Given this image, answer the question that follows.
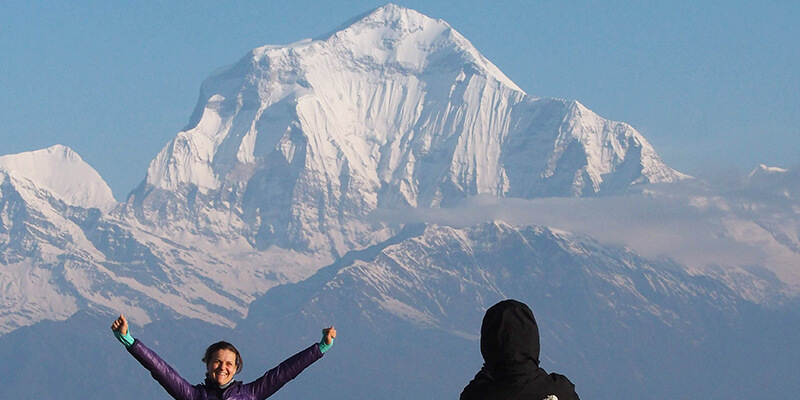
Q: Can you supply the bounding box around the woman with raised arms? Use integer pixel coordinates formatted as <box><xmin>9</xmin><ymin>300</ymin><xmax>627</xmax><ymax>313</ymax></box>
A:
<box><xmin>111</xmin><ymin>314</ymin><xmax>336</xmax><ymax>400</ymax></box>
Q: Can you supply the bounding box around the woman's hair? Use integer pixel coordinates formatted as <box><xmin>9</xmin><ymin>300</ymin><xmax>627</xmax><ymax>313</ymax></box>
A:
<box><xmin>202</xmin><ymin>341</ymin><xmax>243</xmax><ymax>374</ymax></box>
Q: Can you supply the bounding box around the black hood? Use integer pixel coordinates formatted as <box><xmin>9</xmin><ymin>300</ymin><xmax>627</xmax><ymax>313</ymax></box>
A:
<box><xmin>480</xmin><ymin>299</ymin><xmax>540</xmax><ymax>372</ymax></box>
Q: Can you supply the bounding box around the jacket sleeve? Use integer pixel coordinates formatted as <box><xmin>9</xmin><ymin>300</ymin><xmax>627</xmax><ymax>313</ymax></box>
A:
<box><xmin>127</xmin><ymin>339</ymin><xmax>202</xmax><ymax>400</ymax></box>
<box><xmin>245</xmin><ymin>343</ymin><xmax>324</xmax><ymax>400</ymax></box>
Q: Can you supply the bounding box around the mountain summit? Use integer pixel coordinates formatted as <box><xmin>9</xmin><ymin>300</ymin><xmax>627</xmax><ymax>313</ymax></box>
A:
<box><xmin>0</xmin><ymin>145</ymin><xmax>116</xmax><ymax>211</ymax></box>
<box><xmin>125</xmin><ymin>4</ymin><xmax>684</xmax><ymax>257</ymax></box>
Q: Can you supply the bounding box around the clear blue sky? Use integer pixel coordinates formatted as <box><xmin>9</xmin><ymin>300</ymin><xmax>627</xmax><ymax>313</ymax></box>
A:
<box><xmin>1</xmin><ymin>1</ymin><xmax>798</xmax><ymax>199</ymax></box>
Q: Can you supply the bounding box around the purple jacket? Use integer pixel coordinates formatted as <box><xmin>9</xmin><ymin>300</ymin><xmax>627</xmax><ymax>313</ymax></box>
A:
<box><xmin>127</xmin><ymin>339</ymin><xmax>323</xmax><ymax>400</ymax></box>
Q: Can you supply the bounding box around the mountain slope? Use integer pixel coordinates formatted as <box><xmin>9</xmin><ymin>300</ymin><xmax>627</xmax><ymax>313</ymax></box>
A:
<box><xmin>0</xmin><ymin>146</ymin><xmax>116</xmax><ymax>333</ymax></box>
<box><xmin>0</xmin><ymin>146</ymin><xmax>325</xmax><ymax>334</ymax></box>
<box><xmin>6</xmin><ymin>221</ymin><xmax>797</xmax><ymax>400</ymax></box>
<box><xmin>234</xmin><ymin>221</ymin><xmax>800</xmax><ymax>399</ymax></box>
<box><xmin>0</xmin><ymin>144</ymin><xmax>117</xmax><ymax>211</ymax></box>
<box><xmin>122</xmin><ymin>4</ymin><xmax>685</xmax><ymax>258</ymax></box>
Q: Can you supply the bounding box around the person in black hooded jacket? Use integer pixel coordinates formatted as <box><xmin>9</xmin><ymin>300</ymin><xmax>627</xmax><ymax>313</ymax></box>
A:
<box><xmin>460</xmin><ymin>299</ymin><xmax>580</xmax><ymax>400</ymax></box>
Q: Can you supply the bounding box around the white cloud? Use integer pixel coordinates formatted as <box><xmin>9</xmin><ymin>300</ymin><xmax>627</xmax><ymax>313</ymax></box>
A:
<box><xmin>370</xmin><ymin>174</ymin><xmax>800</xmax><ymax>291</ymax></box>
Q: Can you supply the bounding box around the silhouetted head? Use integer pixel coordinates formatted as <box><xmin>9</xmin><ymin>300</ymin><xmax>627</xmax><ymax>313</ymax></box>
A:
<box><xmin>480</xmin><ymin>299</ymin><xmax>540</xmax><ymax>372</ymax></box>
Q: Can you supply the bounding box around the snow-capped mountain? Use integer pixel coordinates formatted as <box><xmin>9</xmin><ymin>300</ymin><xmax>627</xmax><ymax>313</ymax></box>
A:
<box><xmin>0</xmin><ymin>145</ymin><xmax>117</xmax><ymax>212</ymax></box>
<box><xmin>5</xmin><ymin>220</ymin><xmax>793</xmax><ymax>399</ymax></box>
<box><xmin>246</xmin><ymin>220</ymin><xmax>747</xmax><ymax>339</ymax></box>
<box><xmin>0</xmin><ymin>2</ymin><xmax>794</xmax><ymax>337</ymax></box>
<box><xmin>0</xmin><ymin>145</ymin><xmax>118</xmax><ymax>333</ymax></box>
<box><xmin>0</xmin><ymin>5</ymin><xmax>798</xmax><ymax>399</ymax></box>
<box><xmin>122</xmin><ymin>4</ymin><xmax>684</xmax><ymax>259</ymax></box>
<box><xmin>712</xmin><ymin>164</ymin><xmax>800</xmax><ymax>295</ymax></box>
<box><xmin>231</xmin><ymin>221</ymin><xmax>799</xmax><ymax>399</ymax></box>
<box><xmin>0</xmin><ymin>145</ymin><xmax>323</xmax><ymax>335</ymax></box>
<box><xmin>744</xmin><ymin>164</ymin><xmax>798</xmax><ymax>201</ymax></box>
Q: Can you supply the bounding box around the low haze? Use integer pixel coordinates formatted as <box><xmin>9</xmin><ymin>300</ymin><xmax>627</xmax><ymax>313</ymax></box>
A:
<box><xmin>372</xmin><ymin>190</ymin><xmax>758</xmax><ymax>267</ymax></box>
<box><xmin>1</xmin><ymin>1</ymin><xmax>798</xmax><ymax>199</ymax></box>
<box><xmin>371</xmin><ymin>174</ymin><xmax>800</xmax><ymax>291</ymax></box>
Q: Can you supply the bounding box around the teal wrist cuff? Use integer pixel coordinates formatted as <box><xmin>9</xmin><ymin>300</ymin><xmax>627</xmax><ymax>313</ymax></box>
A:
<box><xmin>318</xmin><ymin>339</ymin><xmax>333</xmax><ymax>354</ymax></box>
<box><xmin>114</xmin><ymin>330</ymin><xmax>135</xmax><ymax>347</ymax></box>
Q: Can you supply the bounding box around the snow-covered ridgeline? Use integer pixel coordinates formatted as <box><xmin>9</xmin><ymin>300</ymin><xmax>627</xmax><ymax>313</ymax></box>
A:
<box><xmin>7</xmin><ymin>4</ymin><xmax>796</xmax><ymax>342</ymax></box>
<box><xmin>131</xmin><ymin>4</ymin><xmax>685</xmax><ymax>260</ymax></box>
<box><xmin>0</xmin><ymin>145</ymin><xmax>331</xmax><ymax>334</ymax></box>
<box><xmin>0</xmin><ymin>145</ymin><xmax>117</xmax><ymax>211</ymax></box>
<box><xmin>291</xmin><ymin>221</ymin><xmax>744</xmax><ymax>338</ymax></box>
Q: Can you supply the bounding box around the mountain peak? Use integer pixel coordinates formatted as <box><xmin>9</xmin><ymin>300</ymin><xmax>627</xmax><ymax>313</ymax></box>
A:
<box><xmin>0</xmin><ymin>145</ymin><xmax>117</xmax><ymax>211</ymax></box>
<box><xmin>350</xmin><ymin>3</ymin><xmax>430</xmax><ymax>25</ymax></box>
<box><xmin>134</xmin><ymin>5</ymin><xmax>686</xmax><ymax>255</ymax></box>
<box><xmin>148</xmin><ymin>4</ymin><xmax>524</xmax><ymax>193</ymax></box>
<box><xmin>318</xmin><ymin>3</ymin><xmax>522</xmax><ymax>91</ymax></box>
<box><xmin>320</xmin><ymin>4</ymin><xmax>447</xmax><ymax>43</ymax></box>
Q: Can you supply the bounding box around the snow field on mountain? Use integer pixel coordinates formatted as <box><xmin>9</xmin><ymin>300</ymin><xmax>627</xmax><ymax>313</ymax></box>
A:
<box><xmin>0</xmin><ymin>4</ymin><xmax>797</xmax><ymax>345</ymax></box>
<box><xmin>0</xmin><ymin>145</ymin><xmax>117</xmax><ymax>210</ymax></box>
<box><xmin>0</xmin><ymin>260</ymin><xmax>78</xmax><ymax>334</ymax></box>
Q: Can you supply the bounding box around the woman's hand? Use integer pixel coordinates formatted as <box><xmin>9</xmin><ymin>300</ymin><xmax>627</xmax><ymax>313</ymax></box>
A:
<box><xmin>322</xmin><ymin>326</ymin><xmax>336</xmax><ymax>345</ymax></box>
<box><xmin>111</xmin><ymin>314</ymin><xmax>129</xmax><ymax>336</ymax></box>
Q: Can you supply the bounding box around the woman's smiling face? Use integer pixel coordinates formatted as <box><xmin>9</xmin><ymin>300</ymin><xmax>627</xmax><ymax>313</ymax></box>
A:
<box><xmin>206</xmin><ymin>349</ymin><xmax>237</xmax><ymax>386</ymax></box>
